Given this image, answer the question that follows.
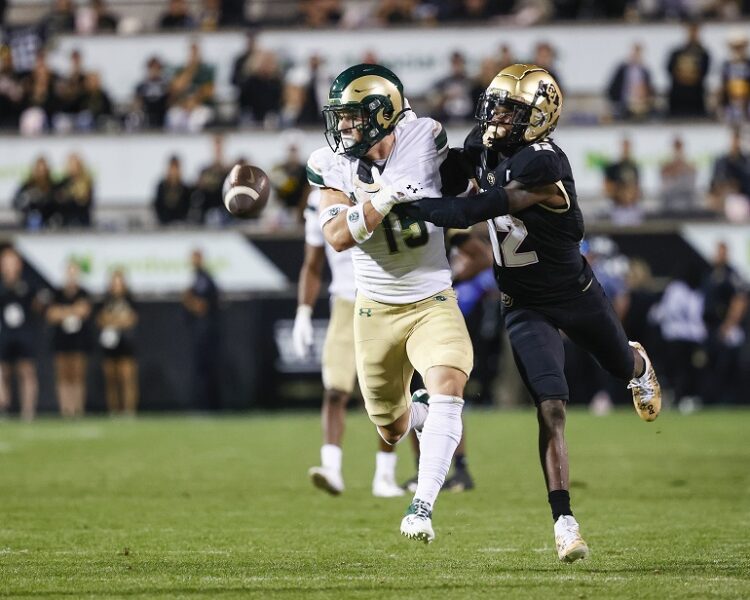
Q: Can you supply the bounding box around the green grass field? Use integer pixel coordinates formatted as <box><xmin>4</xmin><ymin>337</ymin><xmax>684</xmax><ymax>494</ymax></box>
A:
<box><xmin>1</xmin><ymin>409</ymin><xmax>749</xmax><ymax>599</ymax></box>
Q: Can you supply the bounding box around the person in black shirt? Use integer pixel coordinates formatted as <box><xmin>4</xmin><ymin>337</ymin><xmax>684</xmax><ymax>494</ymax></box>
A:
<box><xmin>702</xmin><ymin>242</ymin><xmax>748</xmax><ymax>405</ymax></box>
<box><xmin>158</xmin><ymin>0</ymin><xmax>196</xmax><ymax>30</ymax></box>
<box><xmin>54</xmin><ymin>153</ymin><xmax>94</xmax><ymax>227</ymax></box>
<box><xmin>0</xmin><ymin>247</ymin><xmax>44</xmax><ymax>420</ymax></box>
<box><xmin>13</xmin><ymin>156</ymin><xmax>57</xmax><ymax>228</ymax></box>
<box><xmin>666</xmin><ymin>22</ymin><xmax>711</xmax><ymax>118</ymax></box>
<box><xmin>46</xmin><ymin>261</ymin><xmax>92</xmax><ymax>417</ymax></box>
<box><xmin>97</xmin><ymin>270</ymin><xmax>139</xmax><ymax>415</ymax></box>
<box><xmin>396</xmin><ymin>64</ymin><xmax>662</xmax><ymax>563</ymax></box>
<box><xmin>153</xmin><ymin>155</ymin><xmax>192</xmax><ymax>225</ymax></box>
<box><xmin>182</xmin><ymin>249</ymin><xmax>221</xmax><ymax>410</ymax></box>
<box><xmin>134</xmin><ymin>57</ymin><xmax>170</xmax><ymax>129</ymax></box>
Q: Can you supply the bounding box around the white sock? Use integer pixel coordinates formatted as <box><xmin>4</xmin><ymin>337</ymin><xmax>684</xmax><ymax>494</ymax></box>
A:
<box><xmin>321</xmin><ymin>444</ymin><xmax>342</xmax><ymax>472</ymax></box>
<box><xmin>407</xmin><ymin>400</ymin><xmax>429</xmax><ymax>433</ymax></box>
<box><xmin>374</xmin><ymin>451</ymin><xmax>397</xmax><ymax>479</ymax></box>
<box><xmin>414</xmin><ymin>394</ymin><xmax>464</xmax><ymax>508</ymax></box>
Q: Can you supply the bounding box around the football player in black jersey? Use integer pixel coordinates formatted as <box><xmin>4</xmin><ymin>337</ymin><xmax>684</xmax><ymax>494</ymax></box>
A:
<box><xmin>395</xmin><ymin>64</ymin><xmax>662</xmax><ymax>562</ymax></box>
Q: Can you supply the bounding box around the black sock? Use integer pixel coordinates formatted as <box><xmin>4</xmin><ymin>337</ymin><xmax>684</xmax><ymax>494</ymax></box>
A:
<box><xmin>454</xmin><ymin>454</ymin><xmax>467</xmax><ymax>472</ymax></box>
<box><xmin>548</xmin><ymin>489</ymin><xmax>572</xmax><ymax>521</ymax></box>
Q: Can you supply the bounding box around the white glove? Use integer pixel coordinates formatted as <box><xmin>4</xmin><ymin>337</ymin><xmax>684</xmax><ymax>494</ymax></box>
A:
<box><xmin>353</xmin><ymin>167</ymin><xmax>424</xmax><ymax>216</ymax></box>
<box><xmin>292</xmin><ymin>304</ymin><xmax>313</xmax><ymax>359</ymax></box>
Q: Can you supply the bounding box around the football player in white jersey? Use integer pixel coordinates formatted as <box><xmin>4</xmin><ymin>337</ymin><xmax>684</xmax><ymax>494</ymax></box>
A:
<box><xmin>292</xmin><ymin>186</ymin><xmax>404</xmax><ymax>498</ymax></box>
<box><xmin>307</xmin><ymin>63</ymin><xmax>474</xmax><ymax>543</ymax></box>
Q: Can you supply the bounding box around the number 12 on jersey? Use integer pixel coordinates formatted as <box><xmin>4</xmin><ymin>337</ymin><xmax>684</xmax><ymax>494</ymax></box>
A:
<box><xmin>489</xmin><ymin>215</ymin><xmax>539</xmax><ymax>268</ymax></box>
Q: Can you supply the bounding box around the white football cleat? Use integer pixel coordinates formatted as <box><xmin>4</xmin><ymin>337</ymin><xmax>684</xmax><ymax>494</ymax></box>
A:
<box><xmin>554</xmin><ymin>515</ymin><xmax>589</xmax><ymax>563</ymax></box>
<box><xmin>400</xmin><ymin>499</ymin><xmax>434</xmax><ymax>544</ymax></box>
<box><xmin>627</xmin><ymin>341</ymin><xmax>662</xmax><ymax>422</ymax></box>
<box><xmin>308</xmin><ymin>466</ymin><xmax>344</xmax><ymax>496</ymax></box>
<box><xmin>372</xmin><ymin>474</ymin><xmax>405</xmax><ymax>498</ymax></box>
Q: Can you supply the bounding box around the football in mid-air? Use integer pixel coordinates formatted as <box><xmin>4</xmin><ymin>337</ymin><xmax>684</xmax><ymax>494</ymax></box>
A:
<box><xmin>223</xmin><ymin>164</ymin><xmax>270</xmax><ymax>219</ymax></box>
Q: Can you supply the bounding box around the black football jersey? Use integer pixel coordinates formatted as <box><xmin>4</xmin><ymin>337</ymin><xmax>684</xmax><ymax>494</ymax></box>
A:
<box><xmin>466</xmin><ymin>131</ymin><xmax>592</xmax><ymax>304</ymax></box>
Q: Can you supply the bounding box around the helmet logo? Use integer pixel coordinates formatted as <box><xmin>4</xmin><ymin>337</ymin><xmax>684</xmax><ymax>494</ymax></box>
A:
<box><xmin>487</xmin><ymin>172</ymin><xmax>496</xmax><ymax>186</ymax></box>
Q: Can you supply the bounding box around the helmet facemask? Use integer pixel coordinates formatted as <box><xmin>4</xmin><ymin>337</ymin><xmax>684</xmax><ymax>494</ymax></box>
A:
<box><xmin>475</xmin><ymin>82</ymin><xmax>553</xmax><ymax>152</ymax></box>
<box><xmin>323</xmin><ymin>96</ymin><xmax>402</xmax><ymax>159</ymax></box>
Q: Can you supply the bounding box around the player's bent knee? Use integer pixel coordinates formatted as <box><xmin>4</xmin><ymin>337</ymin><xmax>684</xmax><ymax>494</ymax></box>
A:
<box><xmin>324</xmin><ymin>388</ymin><xmax>350</xmax><ymax>407</ymax></box>
<box><xmin>537</xmin><ymin>399</ymin><xmax>566</xmax><ymax>428</ymax></box>
<box><xmin>424</xmin><ymin>366</ymin><xmax>468</xmax><ymax>397</ymax></box>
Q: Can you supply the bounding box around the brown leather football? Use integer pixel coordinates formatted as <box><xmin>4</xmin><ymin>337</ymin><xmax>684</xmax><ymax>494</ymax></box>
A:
<box><xmin>223</xmin><ymin>164</ymin><xmax>270</xmax><ymax>219</ymax></box>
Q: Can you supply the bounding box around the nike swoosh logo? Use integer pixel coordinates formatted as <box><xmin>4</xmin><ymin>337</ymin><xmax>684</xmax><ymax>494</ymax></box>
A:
<box><xmin>353</xmin><ymin>87</ymin><xmax>375</xmax><ymax>93</ymax></box>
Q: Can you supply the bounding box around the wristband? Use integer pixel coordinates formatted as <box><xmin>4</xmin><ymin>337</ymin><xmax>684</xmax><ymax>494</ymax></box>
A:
<box><xmin>346</xmin><ymin>204</ymin><xmax>373</xmax><ymax>244</ymax></box>
<box><xmin>318</xmin><ymin>203</ymin><xmax>350</xmax><ymax>230</ymax></box>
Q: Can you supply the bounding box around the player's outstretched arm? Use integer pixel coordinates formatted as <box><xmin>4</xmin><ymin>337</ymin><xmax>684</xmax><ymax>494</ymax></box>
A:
<box><xmin>318</xmin><ymin>184</ymin><xmax>396</xmax><ymax>252</ymax></box>
<box><xmin>395</xmin><ymin>182</ymin><xmax>558</xmax><ymax>228</ymax></box>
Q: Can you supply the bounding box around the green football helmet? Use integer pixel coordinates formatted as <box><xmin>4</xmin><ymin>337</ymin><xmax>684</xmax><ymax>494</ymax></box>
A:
<box><xmin>322</xmin><ymin>63</ymin><xmax>408</xmax><ymax>158</ymax></box>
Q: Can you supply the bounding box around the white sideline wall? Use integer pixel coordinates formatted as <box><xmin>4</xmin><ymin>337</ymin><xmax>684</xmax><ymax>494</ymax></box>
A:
<box><xmin>0</xmin><ymin>124</ymin><xmax>736</xmax><ymax>208</ymax></box>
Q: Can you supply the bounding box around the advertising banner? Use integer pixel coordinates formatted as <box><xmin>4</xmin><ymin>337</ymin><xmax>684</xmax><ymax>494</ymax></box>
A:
<box><xmin>14</xmin><ymin>231</ymin><xmax>289</xmax><ymax>296</ymax></box>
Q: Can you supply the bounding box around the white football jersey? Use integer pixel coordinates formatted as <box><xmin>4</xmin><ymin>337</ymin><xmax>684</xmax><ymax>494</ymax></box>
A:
<box><xmin>306</xmin><ymin>117</ymin><xmax>451</xmax><ymax>304</ymax></box>
<box><xmin>304</xmin><ymin>187</ymin><xmax>356</xmax><ymax>302</ymax></box>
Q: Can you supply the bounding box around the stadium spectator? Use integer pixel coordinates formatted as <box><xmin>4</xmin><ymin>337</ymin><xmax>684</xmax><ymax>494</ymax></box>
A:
<box><xmin>54</xmin><ymin>153</ymin><xmax>94</xmax><ymax>227</ymax></box>
<box><xmin>165</xmin><ymin>42</ymin><xmax>215</xmax><ymax>132</ymax></box>
<box><xmin>0</xmin><ymin>248</ymin><xmax>43</xmax><ymax>421</ymax></box>
<box><xmin>198</xmin><ymin>0</ymin><xmax>222</xmax><ymax>30</ymax></box>
<box><xmin>718</xmin><ymin>30</ymin><xmax>750</xmax><ymax>124</ymax></box>
<box><xmin>52</xmin><ymin>49</ymin><xmax>87</xmax><ymax>132</ymax></box>
<box><xmin>0</xmin><ymin>45</ymin><xmax>24</xmax><ymax>130</ymax></box>
<box><xmin>281</xmin><ymin>53</ymin><xmax>329</xmax><ymax>126</ymax></box>
<box><xmin>374</xmin><ymin>0</ymin><xmax>418</xmax><ymax>23</ymax></box>
<box><xmin>552</xmin><ymin>0</ymin><xmax>629</xmax><ymax>19</ymax></box>
<box><xmin>649</xmin><ymin>264</ymin><xmax>707</xmax><ymax>409</ymax></box>
<box><xmin>269</xmin><ymin>139</ymin><xmax>309</xmax><ymax>224</ymax></box>
<box><xmin>666</xmin><ymin>22</ymin><xmax>711</xmax><ymax>118</ymax></box>
<box><xmin>232</xmin><ymin>48</ymin><xmax>283</xmax><ymax>127</ymax></box>
<box><xmin>182</xmin><ymin>249</ymin><xmax>222</xmax><ymax>411</ymax></box>
<box><xmin>607</xmin><ymin>43</ymin><xmax>655</xmax><ymax>121</ymax></box>
<box><xmin>709</xmin><ymin>128</ymin><xmax>750</xmax><ymax>218</ymax></box>
<box><xmin>97</xmin><ymin>269</ymin><xmax>139</xmax><ymax>415</ymax></box>
<box><xmin>702</xmin><ymin>241</ymin><xmax>748</xmax><ymax>405</ymax></box>
<box><xmin>158</xmin><ymin>0</ymin><xmax>196</xmax><ymax>30</ymax></box>
<box><xmin>437</xmin><ymin>0</ymin><xmax>509</xmax><ymax>21</ymax></box>
<box><xmin>153</xmin><ymin>155</ymin><xmax>192</xmax><ymax>225</ymax></box>
<box><xmin>472</xmin><ymin>55</ymin><xmax>502</xmax><ymax>107</ymax></box>
<box><xmin>133</xmin><ymin>56</ymin><xmax>170</xmax><ymax>129</ymax></box>
<box><xmin>12</xmin><ymin>156</ymin><xmax>56</xmax><ymax>229</ymax></box>
<box><xmin>219</xmin><ymin>0</ymin><xmax>246</xmax><ymax>26</ymax></box>
<box><xmin>43</xmin><ymin>0</ymin><xmax>77</xmax><ymax>37</ymax></box>
<box><xmin>299</xmin><ymin>0</ymin><xmax>343</xmax><ymax>27</ymax></box>
<box><xmin>637</xmin><ymin>0</ymin><xmax>695</xmax><ymax>19</ymax></box>
<box><xmin>47</xmin><ymin>261</ymin><xmax>93</xmax><ymax>418</ymax></box>
<box><xmin>659</xmin><ymin>135</ymin><xmax>699</xmax><ymax>213</ymax></box>
<box><xmin>430</xmin><ymin>51</ymin><xmax>474</xmax><ymax>123</ymax></box>
<box><xmin>77</xmin><ymin>72</ymin><xmax>114</xmax><ymax>131</ymax></box>
<box><xmin>191</xmin><ymin>134</ymin><xmax>230</xmax><ymax>225</ymax></box>
<box><xmin>603</xmin><ymin>137</ymin><xmax>644</xmax><ymax>225</ymax></box>
<box><xmin>497</xmin><ymin>43</ymin><xmax>516</xmax><ymax>70</ymax></box>
<box><xmin>76</xmin><ymin>0</ymin><xmax>119</xmax><ymax>34</ymax></box>
<box><xmin>19</xmin><ymin>51</ymin><xmax>58</xmax><ymax>135</ymax></box>
<box><xmin>531</xmin><ymin>42</ymin><xmax>561</xmax><ymax>85</ymax></box>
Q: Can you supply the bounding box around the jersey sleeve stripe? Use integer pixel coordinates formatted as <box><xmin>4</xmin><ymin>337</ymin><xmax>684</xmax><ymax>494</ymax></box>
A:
<box><xmin>306</xmin><ymin>165</ymin><xmax>325</xmax><ymax>187</ymax></box>
<box><xmin>434</xmin><ymin>127</ymin><xmax>448</xmax><ymax>152</ymax></box>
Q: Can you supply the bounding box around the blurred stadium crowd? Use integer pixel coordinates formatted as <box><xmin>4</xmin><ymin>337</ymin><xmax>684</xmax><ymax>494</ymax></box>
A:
<box><xmin>0</xmin><ymin>0</ymin><xmax>748</xmax><ymax>415</ymax></box>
